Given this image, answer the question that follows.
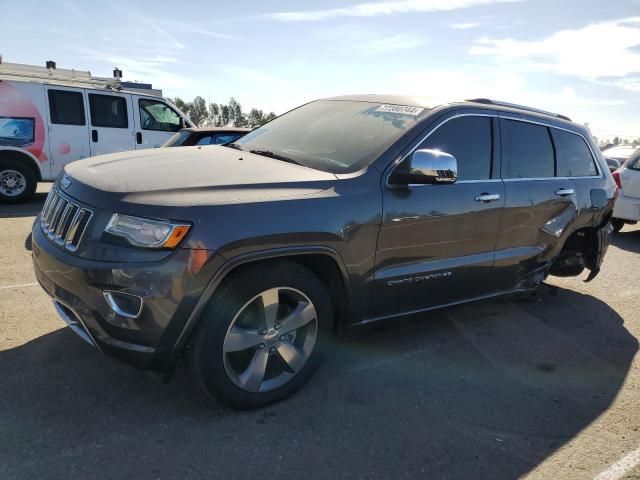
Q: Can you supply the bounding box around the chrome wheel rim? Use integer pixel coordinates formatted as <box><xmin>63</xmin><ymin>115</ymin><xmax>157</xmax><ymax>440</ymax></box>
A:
<box><xmin>222</xmin><ymin>287</ymin><xmax>318</xmax><ymax>393</ymax></box>
<box><xmin>0</xmin><ymin>169</ymin><xmax>27</xmax><ymax>197</ymax></box>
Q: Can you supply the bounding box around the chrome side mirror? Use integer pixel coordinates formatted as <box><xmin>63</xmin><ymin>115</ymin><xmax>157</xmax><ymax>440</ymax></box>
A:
<box><xmin>390</xmin><ymin>149</ymin><xmax>458</xmax><ymax>185</ymax></box>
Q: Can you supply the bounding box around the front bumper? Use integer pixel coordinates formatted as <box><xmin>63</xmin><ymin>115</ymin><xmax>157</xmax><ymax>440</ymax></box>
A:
<box><xmin>613</xmin><ymin>191</ymin><xmax>640</xmax><ymax>222</ymax></box>
<box><xmin>32</xmin><ymin>221</ymin><xmax>223</xmax><ymax>372</ymax></box>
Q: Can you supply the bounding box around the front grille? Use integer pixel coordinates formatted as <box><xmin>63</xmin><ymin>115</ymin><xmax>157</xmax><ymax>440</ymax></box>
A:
<box><xmin>40</xmin><ymin>188</ymin><xmax>93</xmax><ymax>252</ymax></box>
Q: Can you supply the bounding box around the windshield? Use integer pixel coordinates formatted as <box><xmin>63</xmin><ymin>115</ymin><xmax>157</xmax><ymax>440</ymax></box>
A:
<box><xmin>230</xmin><ymin>100</ymin><xmax>429</xmax><ymax>173</ymax></box>
<box><xmin>162</xmin><ymin>130</ymin><xmax>192</xmax><ymax>147</ymax></box>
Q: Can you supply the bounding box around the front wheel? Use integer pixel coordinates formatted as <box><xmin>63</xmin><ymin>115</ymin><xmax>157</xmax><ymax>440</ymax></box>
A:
<box><xmin>188</xmin><ymin>260</ymin><xmax>332</xmax><ymax>409</ymax></box>
<box><xmin>611</xmin><ymin>218</ymin><xmax>625</xmax><ymax>233</ymax></box>
<box><xmin>0</xmin><ymin>159</ymin><xmax>37</xmax><ymax>204</ymax></box>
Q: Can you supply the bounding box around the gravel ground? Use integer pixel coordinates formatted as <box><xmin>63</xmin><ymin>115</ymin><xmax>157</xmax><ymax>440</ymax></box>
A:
<box><xmin>1</xmin><ymin>183</ymin><xmax>639</xmax><ymax>480</ymax></box>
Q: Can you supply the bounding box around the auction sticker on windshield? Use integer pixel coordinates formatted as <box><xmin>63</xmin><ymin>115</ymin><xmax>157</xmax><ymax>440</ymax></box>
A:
<box><xmin>375</xmin><ymin>104</ymin><xmax>424</xmax><ymax>116</ymax></box>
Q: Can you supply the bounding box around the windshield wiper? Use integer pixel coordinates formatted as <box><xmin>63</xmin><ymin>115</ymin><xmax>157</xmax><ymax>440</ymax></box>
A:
<box><xmin>225</xmin><ymin>142</ymin><xmax>244</xmax><ymax>151</ymax></box>
<box><xmin>249</xmin><ymin>150</ymin><xmax>302</xmax><ymax>166</ymax></box>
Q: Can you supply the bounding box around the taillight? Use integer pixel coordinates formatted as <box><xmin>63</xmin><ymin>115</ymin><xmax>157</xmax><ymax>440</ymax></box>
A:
<box><xmin>612</xmin><ymin>169</ymin><xmax>622</xmax><ymax>189</ymax></box>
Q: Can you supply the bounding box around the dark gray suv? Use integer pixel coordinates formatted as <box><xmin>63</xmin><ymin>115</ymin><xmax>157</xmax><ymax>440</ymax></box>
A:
<box><xmin>32</xmin><ymin>96</ymin><xmax>615</xmax><ymax>409</ymax></box>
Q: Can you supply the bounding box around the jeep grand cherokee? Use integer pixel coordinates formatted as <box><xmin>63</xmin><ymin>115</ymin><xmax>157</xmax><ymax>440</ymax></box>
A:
<box><xmin>32</xmin><ymin>95</ymin><xmax>615</xmax><ymax>409</ymax></box>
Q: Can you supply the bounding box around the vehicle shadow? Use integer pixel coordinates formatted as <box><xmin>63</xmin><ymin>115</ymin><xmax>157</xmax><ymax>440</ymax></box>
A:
<box><xmin>0</xmin><ymin>190</ymin><xmax>48</xmax><ymax>219</ymax></box>
<box><xmin>612</xmin><ymin>226</ymin><xmax>640</xmax><ymax>254</ymax></box>
<box><xmin>0</xmin><ymin>286</ymin><xmax>636</xmax><ymax>479</ymax></box>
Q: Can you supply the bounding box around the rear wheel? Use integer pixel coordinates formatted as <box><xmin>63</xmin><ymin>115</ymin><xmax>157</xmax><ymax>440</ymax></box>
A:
<box><xmin>0</xmin><ymin>159</ymin><xmax>37</xmax><ymax>204</ymax></box>
<box><xmin>188</xmin><ymin>260</ymin><xmax>332</xmax><ymax>409</ymax></box>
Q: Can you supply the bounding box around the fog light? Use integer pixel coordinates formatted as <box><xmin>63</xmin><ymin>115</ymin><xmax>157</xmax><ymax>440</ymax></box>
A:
<box><xmin>103</xmin><ymin>291</ymin><xmax>143</xmax><ymax>319</ymax></box>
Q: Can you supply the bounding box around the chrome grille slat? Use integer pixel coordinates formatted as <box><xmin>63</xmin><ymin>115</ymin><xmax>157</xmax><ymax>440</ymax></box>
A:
<box><xmin>54</xmin><ymin>203</ymin><xmax>75</xmax><ymax>243</ymax></box>
<box><xmin>47</xmin><ymin>199</ymin><xmax>67</xmax><ymax>238</ymax></box>
<box><xmin>39</xmin><ymin>188</ymin><xmax>93</xmax><ymax>252</ymax></box>
<box><xmin>43</xmin><ymin>194</ymin><xmax>59</xmax><ymax>227</ymax></box>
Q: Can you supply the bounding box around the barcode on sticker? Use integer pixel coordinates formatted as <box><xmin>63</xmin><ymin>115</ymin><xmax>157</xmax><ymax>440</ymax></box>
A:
<box><xmin>375</xmin><ymin>104</ymin><xmax>424</xmax><ymax>116</ymax></box>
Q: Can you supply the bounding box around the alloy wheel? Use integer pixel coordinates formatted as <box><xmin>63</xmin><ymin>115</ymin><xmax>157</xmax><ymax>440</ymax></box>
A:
<box><xmin>222</xmin><ymin>287</ymin><xmax>318</xmax><ymax>393</ymax></box>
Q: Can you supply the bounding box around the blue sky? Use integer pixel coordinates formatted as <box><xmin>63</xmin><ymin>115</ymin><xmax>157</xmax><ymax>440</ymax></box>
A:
<box><xmin>1</xmin><ymin>0</ymin><xmax>639</xmax><ymax>140</ymax></box>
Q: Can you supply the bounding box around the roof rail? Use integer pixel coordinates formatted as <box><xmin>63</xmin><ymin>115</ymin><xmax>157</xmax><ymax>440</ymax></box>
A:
<box><xmin>466</xmin><ymin>98</ymin><xmax>572</xmax><ymax>122</ymax></box>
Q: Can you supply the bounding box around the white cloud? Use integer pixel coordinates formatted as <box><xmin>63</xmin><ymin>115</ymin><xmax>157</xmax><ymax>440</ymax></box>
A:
<box><xmin>217</xmin><ymin>65</ymin><xmax>291</xmax><ymax>88</ymax></box>
<box><xmin>449</xmin><ymin>22</ymin><xmax>481</xmax><ymax>29</ymax></box>
<box><xmin>314</xmin><ymin>25</ymin><xmax>426</xmax><ymax>55</ymax></box>
<box><xmin>357</xmin><ymin>34</ymin><xmax>426</xmax><ymax>54</ymax></box>
<box><xmin>390</xmin><ymin>69</ymin><xmax>624</xmax><ymax>111</ymax></box>
<box><xmin>470</xmin><ymin>17</ymin><xmax>640</xmax><ymax>90</ymax></box>
<box><xmin>267</xmin><ymin>0</ymin><xmax>524</xmax><ymax>22</ymax></box>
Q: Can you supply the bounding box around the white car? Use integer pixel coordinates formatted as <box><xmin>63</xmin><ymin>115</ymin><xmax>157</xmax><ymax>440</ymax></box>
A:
<box><xmin>612</xmin><ymin>149</ymin><xmax>640</xmax><ymax>231</ymax></box>
<box><xmin>602</xmin><ymin>145</ymin><xmax>638</xmax><ymax>164</ymax></box>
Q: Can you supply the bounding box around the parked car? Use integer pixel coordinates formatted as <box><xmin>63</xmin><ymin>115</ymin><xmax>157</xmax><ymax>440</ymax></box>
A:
<box><xmin>32</xmin><ymin>96</ymin><xmax>615</xmax><ymax>409</ymax></box>
<box><xmin>605</xmin><ymin>157</ymin><xmax>621</xmax><ymax>173</ymax></box>
<box><xmin>612</xmin><ymin>148</ymin><xmax>640</xmax><ymax>231</ymax></box>
<box><xmin>602</xmin><ymin>145</ymin><xmax>638</xmax><ymax>166</ymax></box>
<box><xmin>0</xmin><ymin>62</ymin><xmax>192</xmax><ymax>203</ymax></box>
<box><xmin>162</xmin><ymin>127</ymin><xmax>250</xmax><ymax>147</ymax></box>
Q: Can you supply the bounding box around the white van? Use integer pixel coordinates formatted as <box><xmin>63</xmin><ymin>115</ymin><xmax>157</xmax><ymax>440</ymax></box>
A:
<box><xmin>0</xmin><ymin>62</ymin><xmax>193</xmax><ymax>203</ymax></box>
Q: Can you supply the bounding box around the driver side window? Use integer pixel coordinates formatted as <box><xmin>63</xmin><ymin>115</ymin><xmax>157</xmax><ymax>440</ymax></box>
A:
<box><xmin>138</xmin><ymin>99</ymin><xmax>181</xmax><ymax>132</ymax></box>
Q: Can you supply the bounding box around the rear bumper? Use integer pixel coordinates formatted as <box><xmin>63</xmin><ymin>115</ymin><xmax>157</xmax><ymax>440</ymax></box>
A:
<box><xmin>613</xmin><ymin>192</ymin><xmax>640</xmax><ymax>221</ymax></box>
<box><xmin>32</xmin><ymin>220</ymin><xmax>223</xmax><ymax>371</ymax></box>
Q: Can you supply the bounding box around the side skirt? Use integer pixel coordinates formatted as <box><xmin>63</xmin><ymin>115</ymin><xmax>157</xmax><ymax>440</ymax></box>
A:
<box><xmin>349</xmin><ymin>286</ymin><xmax>537</xmax><ymax>329</ymax></box>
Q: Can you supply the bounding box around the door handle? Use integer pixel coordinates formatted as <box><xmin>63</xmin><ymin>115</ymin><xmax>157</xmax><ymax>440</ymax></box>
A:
<box><xmin>91</xmin><ymin>129</ymin><xmax>98</xmax><ymax>142</ymax></box>
<box><xmin>555</xmin><ymin>188</ymin><xmax>574</xmax><ymax>196</ymax></box>
<box><xmin>475</xmin><ymin>193</ymin><xmax>501</xmax><ymax>203</ymax></box>
<box><xmin>136</xmin><ymin>132</ymin><xmax>142</xmax><ymax>144</ymax></box>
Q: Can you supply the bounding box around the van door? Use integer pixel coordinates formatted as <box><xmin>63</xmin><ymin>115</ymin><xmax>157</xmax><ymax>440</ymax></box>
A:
<box><xmin>87</xmin><ymin>91</ymin><xmax>135</xmax><ymax>156</ymax></box>
<box><xmin>45</xmin><ymin>86</ymin><xmax>91</xmax><ymax>177</ymax></box>
<box><xmin>372</xmin><ymin>114</ymin><xmax>504</xmax><ymax>317</ymax></box>
<box><xmin>133</xmin><ymin>97</ymin><xmax>183</xmax><ymax>149</ymax></box>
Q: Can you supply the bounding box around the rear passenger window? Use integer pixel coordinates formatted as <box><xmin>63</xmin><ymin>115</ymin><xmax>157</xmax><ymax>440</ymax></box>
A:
<box><xmin>552</xmin><ymin>129</ymin><xmax>597</xmax><ymax>177</ymax></box>
<box><xmin>89</xmin><ymin>94</ymin><xmax>128</xmax><ymax>128</ymax></box>
<box><xmin>502</xmin><ymin>120</ymin><xmax>554</xmax><ymax>178</ymax></box>
<box><xmin>419</xmin><ymin>116</ymin><xmax>492</xmax><ymax>180</ymax></box>
<box><xmin>48</xmin><ymin>90</ymin><xmax>85</xmax><ymax>126</ymax></box>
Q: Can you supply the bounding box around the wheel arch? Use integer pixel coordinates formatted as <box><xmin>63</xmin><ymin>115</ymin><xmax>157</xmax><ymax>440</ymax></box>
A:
<box><xmin>174</xmin><ymin>246</ymin><xmax>352</xmax><ymax>355</ymax></box>
<box><xmin>0</xmin><ymin>148</ymin><xmax>43</xmax><ymax>181</ymax></box>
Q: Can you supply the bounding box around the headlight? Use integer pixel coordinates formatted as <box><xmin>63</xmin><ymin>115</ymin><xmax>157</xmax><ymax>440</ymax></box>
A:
<box><xmin>105</xmin><ymin>214</ymin><xmax>191</xmax><ymax>249</ymax></box>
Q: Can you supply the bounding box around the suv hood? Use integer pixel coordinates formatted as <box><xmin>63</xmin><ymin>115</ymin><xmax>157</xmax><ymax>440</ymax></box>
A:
<box><xmin>64</xmin><ymin>146</ymin><xmax>338</xmax><ymax>206</ymax></box>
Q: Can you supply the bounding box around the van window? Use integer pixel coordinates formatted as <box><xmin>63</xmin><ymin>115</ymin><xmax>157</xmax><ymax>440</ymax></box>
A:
<box><xmin>139</xmin><ymin>99</ymin><xmax>181</xmax><ymax>132</ymax></box>
<box><xmin>48</xmin><ymin>90</ymin><xmax>85</xmax><ymax>126</ymax></box>
<box><xmin>502</xmin><ymin>120</ymin><xmax>554</xmax><ymax>178</ymax></box>
<box><xmin>417</xmin><ymin>116</ymin><xmax>492</xmax><ymax>180</ymax></box>
<box><xmin>551</xmin><ymin>129</ymin><xmax>598</xmax><ymax>177</ymax></box>
<box><xmin>89</xmin><ymin>94</ymin><xmax>128</xmax><ymax>128</ymax></box>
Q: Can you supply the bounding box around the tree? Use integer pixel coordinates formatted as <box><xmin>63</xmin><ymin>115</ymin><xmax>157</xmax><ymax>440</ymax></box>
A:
<box><xmin>228</xmin><ymin>98</ymin><xmax>247</xmax><ymax>127</ymax></box>
<box><xmin>613</xmin><ymin>136</ymin><xmax>620</xmax><ymax>145</ymax></box>
<box><xmin>171</xmin><ymin>96</ymin><xmax>277</xmax><ymax>127</ymax></box>
<box><xmin>189</xmin><ymin>96</ymin><xmax>208</xmax><ymax>127</ymax></box>
<box><xmin>171</xmin><ymin>97</ymin><xmax>191</xmax><ymax>117</ymax></box>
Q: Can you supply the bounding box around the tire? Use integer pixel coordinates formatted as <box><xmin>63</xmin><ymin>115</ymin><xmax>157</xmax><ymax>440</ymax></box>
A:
<box><xmin>187</xmin><ymin>260</ymin><xmax>333</xmax><ymax>410</ymax></box>
<box><xmin>612</xmin><ymin>218</ymin><xmax>625</xmax><ymax>233</ymax></box>
<box><xmin>0</xmin><ymin>159</ymin><xmax>37</xmax><ymax>204</ymax></box>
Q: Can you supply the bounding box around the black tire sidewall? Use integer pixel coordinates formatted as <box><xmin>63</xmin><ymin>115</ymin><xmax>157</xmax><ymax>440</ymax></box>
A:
<box><xmin>0</xmin><ymin>159</ymin><xmax>37</xmax><ymax>204</ymax></box>
<box><xmin>189</xmin><ymin>261</ymin><xmax>333</xmax><ymax>409</ymax></box>
<box><xmin>612</xmin><ymin>218</ymin><xmax>625</xmax><ymax>233</ymax></box>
